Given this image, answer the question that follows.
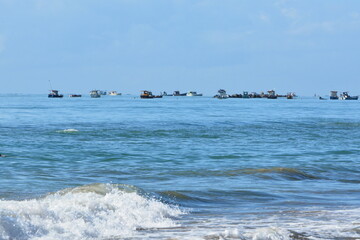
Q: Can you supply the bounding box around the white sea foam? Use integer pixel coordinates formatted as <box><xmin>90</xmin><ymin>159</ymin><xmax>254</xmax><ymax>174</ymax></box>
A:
<box><xmin>1</xmin><ymin>184</ymin><xmax>359</xmax><ymax>239</ymax></box>
<box><xmin>58</xmin><ymin>128</ymin><xmax>79</xmax><ymax>133</ymax></box>
<box><xmin>199</xmin><ymin>208</ymin><xmax>360</xmax><ymax>240</ymax></box>
<box><xmin>0</xmin><ymin>184</ymin><xmax>184</xmax><ymax>240</ymax></box>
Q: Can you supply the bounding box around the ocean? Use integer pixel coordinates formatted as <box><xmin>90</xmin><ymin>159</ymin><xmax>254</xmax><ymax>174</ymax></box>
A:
<box><xmin>0</xmin><ymin>94</ymin><xmax>359</xmax><ymax>240</ymax></box>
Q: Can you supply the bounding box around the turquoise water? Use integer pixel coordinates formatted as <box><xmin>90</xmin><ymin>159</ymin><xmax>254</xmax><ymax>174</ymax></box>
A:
<box><xmin>0</xmin><ymin>94</ymin><xmax>359</xmax><ymax>239</ymax></box>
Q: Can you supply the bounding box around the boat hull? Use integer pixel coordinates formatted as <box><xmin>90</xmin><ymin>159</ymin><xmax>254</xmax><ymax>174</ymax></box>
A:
<box><xmin>48</xmin><ymin>95</ymin><xmax>63</xmax><ymax>98</ymax></box>
<box><xmin>343</xmin><ymin>96</ymin><xmax>358</xmax><ymax>100</ymax></box>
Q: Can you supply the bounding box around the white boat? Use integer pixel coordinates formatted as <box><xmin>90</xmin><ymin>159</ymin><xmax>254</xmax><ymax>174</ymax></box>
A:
<box><xmin>214</xmin><ymin>89</ymin><xmax>228</xmax><ymax>99</ymax></box>
<box><xmin>108</xmin><ymin>91</ymin><xmax>121</xmax><ymax>96</ymax></box>
<box><xmin>90</xmin><ymin>90</ymin><xmax>101</xmax><ymax>98</ymax></box>
<box><xmin>186</xmin><ymin>91</ymin><xmax>203</xmax><ymax>96</ymax></box>
<box><xmin>339</xmin><ymin>92</ymin><xmax>358</xmax><ymax>100</ymax></box>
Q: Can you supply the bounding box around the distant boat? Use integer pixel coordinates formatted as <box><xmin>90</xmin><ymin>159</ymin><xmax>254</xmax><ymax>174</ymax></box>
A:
<box><xmin>140</xmin><ymin>90</ymin><xmax>162</xmax><ymax>99</ymax></box>
<box><xmin>229</xmin><ymin>93</ymin><xmax>242</xmax><ymax>98</ymax></box>
<box><xmin>47</xmin><ymin>80</ymin><xmax>63</xmax><ymax>98</ymax></box>
<box><xmin>186</xmin><ymin>91</ymin><xmax>203</xmax><ymax>96</ymax></box>
<box><xmin>267</xmin><ymin>90</ymin><xmax>277</xmax><ymax>99</ymax></box>
<box><xmin>319</xmin><ymin>96</ymin><xmax>327</xmax><ymax>100</ymax></box>
<box><xmin>48</xmin><ymin>90</ymin><xmax>63</xmax><ymax>98</ymax></box>
<box><xmin>242</xmin><ymin>91</ymin><xmax>249</xmax><ymax>98</ymax></box>
<box><xmin>214</xmin><ymin>89</ymin><xmax>229</xmax><ymax>99</ymax></box>
<box><xmin>99</xmin><ymin>90</ymin><xmax>107</xmax><ymax>95</ymax></box>
<box><xmin>69</xmin><ymin>94</ymin><xmax>82</xmax><ymax>98</ymax></box>
<box><xmin>330</xmin><ymin>91</ymin><xmax>339</xmax><ymax>100</ymax></box>
<box><xmin>90</xmin><ymin>90</ymin><xmax>101</xmax><ymax>98</ymax></box>
<box><xmin>287</xmin><ymin>92</ymin><xmax>296</xmax><ymax>99</ymax></box>
<box><xmin>108</xmin><ymin>91</ymin><xmax>121</xmax><ymax>96</ymax></box>
<box><xmin>339</xmin><ymin>92</ymin><xmax>358</xmax><ymax>100</ymax></box>
<box><xmin>161</xmin><ymin>91</ymin><xmax>172</xmax><ymax>96</ymax></box>
<box><xmin>173</xmin><ymin>91</ymin><xmax>186</xmax><ymax>96</ymax></box>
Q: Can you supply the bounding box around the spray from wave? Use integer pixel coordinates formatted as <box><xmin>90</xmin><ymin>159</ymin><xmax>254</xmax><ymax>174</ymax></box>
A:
<box><xmin>0</xmin><ymin>183</ymin><xmax>184</xmax><ymax>240</ymax></box>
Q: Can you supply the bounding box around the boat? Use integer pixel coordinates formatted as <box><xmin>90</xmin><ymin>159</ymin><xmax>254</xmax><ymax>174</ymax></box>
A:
<box><xmin>173</xmin><ymin>91</ymin><xmax>186</xmax><ymax>96</ymax></box>
<box><xmin>47</xmin><ymin>80</ymin><xmax>63</xmax><ymax>98</ymax></box>
<box><xmin>242</xmin><ymin>91</ymin><xmax>249</xmax><ymax>98</ymax></box>
<box><xmin>48</xmin><ymin>90</ymin><xmax>63</xmax><ymax>98</ymax></box>
<box><xmin>267</xmin><ymin>90</ymin><xmax>277</xmax><ymax>99</ymax></box>
<box><xmin>90</xmin><ymin>90</ymin><xmax>101</xmax><ymax>98</ymax></box>
<box><xmin>250</xmin><ymin>92</ymin><xmax>262</xmax><ymax>98</ymax></box>
<box><xmin>99</xmin><ymin>90</ymin><xmax>107</xmax><ymax>95</ymax></box>
<box><xmin>287</xmin><ymin>92</ymin><xmax>296</xmax><ymax>99</ymax></box>
<box><xmin>140</xmin><ymin>90</ymin><xmax>154</xmax><ymax>98</ymax></box>
<box><xmin>214</xmin><ymin>89</ymin><xmax>229</xmax><ymax>99</ymax></box>
<box><xmin>140</xmin><ymin>90</ymin><xmax>163</xmax><ymax>99</ymax></box>
<box><xmin>108</xmin><ymin>91</ymin><xmax>121</xmax><ymax>96</ymax></box>
<box><xmin>69</xmin><ymin>94</ymin><xmax>82</xmax><ymax>98</ymax></box>
<box><xmin>319</xmin><ymin>96</ymin><xmax>327</xmax><ymax>100</ymax></box>
<box><xmin>229</xmin><ymin>93</ymin><xmax>242</xmax><ymax>98</ymax></box>
<box><xmin>339</xmin><ymin>92</ymin><xmax>358</xmax><ymax>100</ymax></box>
<box><xmin>186</xmin><ymin>91</ymin><xmax>203</xmax><ymax>96</ymax></box>
<box><xmin>330</xmin><ymin>91</ymin><xmax>338</xmax><ymax>100</ymax></box>
<box><xmin>161</xmin><ymin>91</ymin><xmax>172</xmax><ymax>96</ymax></box>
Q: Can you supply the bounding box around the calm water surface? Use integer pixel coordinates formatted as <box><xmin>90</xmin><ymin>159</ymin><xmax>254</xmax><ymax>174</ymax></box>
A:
<box><xmin>0</xmin><ymin>94</ymin><xmax>359</xmax><ymax>239</ymax></box>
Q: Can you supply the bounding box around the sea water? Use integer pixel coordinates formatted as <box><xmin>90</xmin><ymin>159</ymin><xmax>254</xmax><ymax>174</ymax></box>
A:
<box><xmin>0</xmin><ymin>94</ymin><xmax>359</xmax><ymax>240</ymax></box>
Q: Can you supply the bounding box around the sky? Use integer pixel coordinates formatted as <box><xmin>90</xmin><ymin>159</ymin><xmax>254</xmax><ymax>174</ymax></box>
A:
<box><xmin>0</xmin><ymin>0</ymin><xmax>360</xmax><ymax>96</ymax></box>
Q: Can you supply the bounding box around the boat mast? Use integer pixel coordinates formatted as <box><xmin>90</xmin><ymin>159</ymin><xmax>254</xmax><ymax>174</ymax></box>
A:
<box><xmin>48</xmin><ymin>80</ymin><xmax>53</xmax><ymax>90</ymax></box>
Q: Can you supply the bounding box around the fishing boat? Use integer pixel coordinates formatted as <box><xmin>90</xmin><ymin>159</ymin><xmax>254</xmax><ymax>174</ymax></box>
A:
<box><xmin>173</xmin><ymin>91</ymin><xmax>186</xmax><ymax>96</ymax></box>
<box><xmin>161</xmin><ymin>91</ymin><xmax>172</xmax><ymax>96</ymax></box>
<box><xmin>48</xmin><ymin>90</ymin><xmax>63</xmax><ymax>98</ymax></box>
<box><xmin>186</xmin><ymin>91</ymin><xmax>203</xmax><ymax>96</ymax></box>
<box><xmin>90</xmin><ymin>90</ymin><xmax>101</xmax><ymax>98</ymax></box>
<box><xmin>229</xmin><ymin>93</ymin><xmax>242</xmax><ymax>98</ymax></box>
<box><xmin>108</xmin><ymin>91</ymin><xmax>121</xmax><ymax>96</ymax></box>
<box><xmin>330</xmin><ymin>91</ymin><xmax>338</xmax><ymax>100</ymax></box>
<box><xmin>214</xmin><ymin>89</ymin><xmax>229</xmax><ymax>99</ymax></box>
<box><xmin>47</xmin><ymin>80</ymin><xmax>63</xmax><ymax>98</ymax></box>
<box><xmin>267</xmin><ymin>90</ymin><xmax>277</xmax><ymax>99</ymax></box>
<box><xmin>140</xmin><ymin>90</ymin><xmax>163</xmax><ymax>99</ymax></box>
<box><xmin>140</xmin><ymin>90</ymin><xmax>154</xmax><ymax>98</ymax></box>
<box><xmin>242</xmin><ymin>91</ymin><xmax>249</xmax><ymax>98</ymax></box>
<box><xmin>287</xmin><ymin>92</ymin><xmax>296</xmax><ymax>99</ymax></box>
<box><xmin>250</xmin><ymin>92</ymin><xmax>262</xmax><ymax>98</ymax></box>
<box><xmin>339</xmin><ymin>92</ymin><xmax>358</xmax><ymax>100</ymax></box>
<box><xmin>69</xmin><ymin>94</ymin><xmax>82</xmax><ymax>98</ymax></box>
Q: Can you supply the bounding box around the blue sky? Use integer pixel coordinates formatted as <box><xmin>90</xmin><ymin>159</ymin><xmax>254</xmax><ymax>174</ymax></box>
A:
<box><xmin>0</xmin><ymin>0</ymin><xmax>360</xmax><ymax>95</ymax></box>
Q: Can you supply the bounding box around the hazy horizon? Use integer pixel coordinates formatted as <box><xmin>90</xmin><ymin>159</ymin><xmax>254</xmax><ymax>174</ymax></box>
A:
<box><xmin>1</xmin><ymin>0</ymin><xmax>360</xmax><ymax>96</ymax></box>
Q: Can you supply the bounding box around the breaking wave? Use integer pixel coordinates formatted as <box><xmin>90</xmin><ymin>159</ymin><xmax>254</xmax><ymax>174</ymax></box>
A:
<box><xmin>0</xmin><ymin>183</ymin><xmax>184</xmax><ymax>240</ymax></box>
<box><xmin>199</xmin><ymin>207</ymin><xmax>360</xmax><ymax>240</ymax></box>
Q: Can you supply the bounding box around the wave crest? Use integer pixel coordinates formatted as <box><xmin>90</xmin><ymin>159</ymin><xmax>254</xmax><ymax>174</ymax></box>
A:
<box><xmin>0</xmin><ymin>183</ymin><xmax>184</xmax><ymax>240</ymax></box>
